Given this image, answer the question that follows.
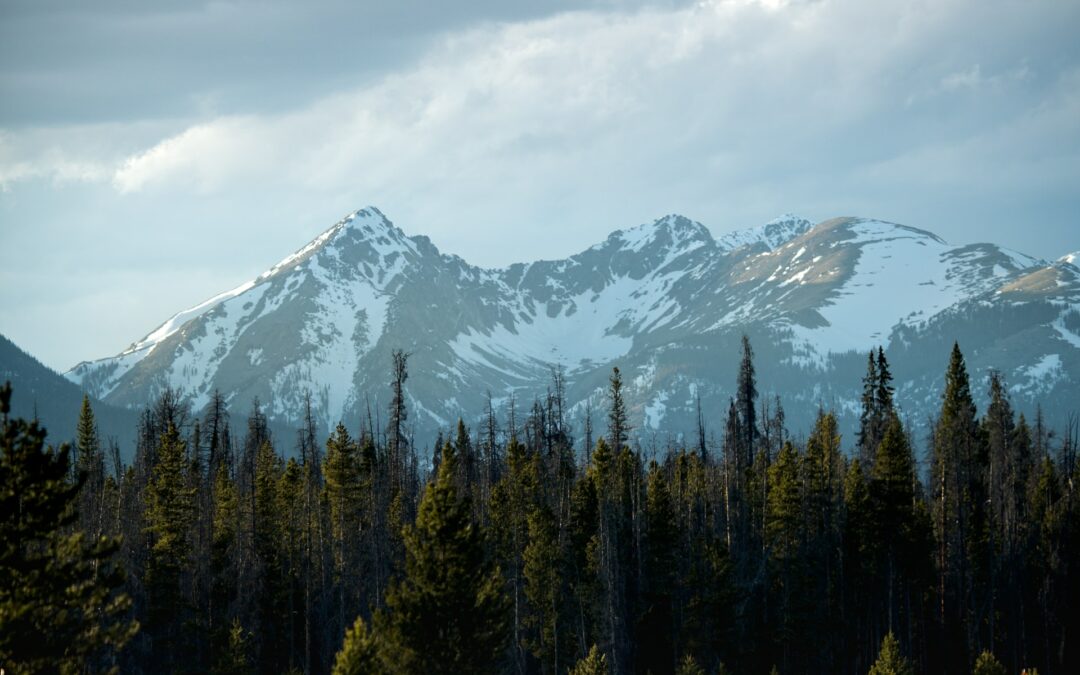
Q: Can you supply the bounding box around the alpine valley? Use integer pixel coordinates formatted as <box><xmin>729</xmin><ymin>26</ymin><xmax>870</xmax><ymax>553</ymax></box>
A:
<box><xmin>63</xmin><ymin>207</ymin><xmax>1080</xmax><ymax>450</ymax></box>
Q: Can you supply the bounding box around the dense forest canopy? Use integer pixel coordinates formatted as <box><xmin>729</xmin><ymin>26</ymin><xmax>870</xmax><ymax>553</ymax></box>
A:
<box><xmin>2</xmin><ymin>341</ymin><xmax>1077</xmax><ymax>674</ymax></box>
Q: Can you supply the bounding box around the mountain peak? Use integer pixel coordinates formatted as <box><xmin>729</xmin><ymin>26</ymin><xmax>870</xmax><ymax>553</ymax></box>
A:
<box><xmin>611</xmin><ymin>214</ymin><xmax>713</xmax><ymax>254</ymax></box>
<box><xmin>717</xmin><ymin>214</ymin><xmax>813</xmax><ymax>252</ymax></box>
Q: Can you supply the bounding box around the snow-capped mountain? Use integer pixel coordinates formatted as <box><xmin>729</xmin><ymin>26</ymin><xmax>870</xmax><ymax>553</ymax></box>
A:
<box><xmin>67</xmin><ymin>208</ymin><xmax>1079</xmax><ymax>447</ymax></box>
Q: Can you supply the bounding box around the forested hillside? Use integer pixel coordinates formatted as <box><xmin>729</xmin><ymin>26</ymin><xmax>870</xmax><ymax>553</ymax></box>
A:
<box><xmin>2</xmin><ymin>339</ymin><xmax>1077</xmax><ymax>674</ymax></box>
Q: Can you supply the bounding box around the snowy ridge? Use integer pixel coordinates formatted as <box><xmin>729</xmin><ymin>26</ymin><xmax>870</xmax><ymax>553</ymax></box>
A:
<box><xmin>66</xmin><ymin>207</ymin><xmax>1079</xmax><ymax>440</ymax></box>
<box><xmin>716</xmin><ymin>214</ymin><xmax>813</xmax><ymax>252</ymax></box>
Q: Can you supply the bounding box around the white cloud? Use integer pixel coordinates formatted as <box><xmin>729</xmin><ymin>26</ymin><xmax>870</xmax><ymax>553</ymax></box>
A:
<box><xmin>2</xmin><ymin>0</ymin><xmax>1078</xmax><ymax>369</ymax></box>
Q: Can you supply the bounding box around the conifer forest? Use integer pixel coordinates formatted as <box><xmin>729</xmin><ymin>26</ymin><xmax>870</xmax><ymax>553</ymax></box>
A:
<box><xmin>2</xmin><ymin>340</ymin><xmax>1078</xmax><ymax>675</ymax></box>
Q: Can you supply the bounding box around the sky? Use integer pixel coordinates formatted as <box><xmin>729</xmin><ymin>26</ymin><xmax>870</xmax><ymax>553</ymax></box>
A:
<box><xmin>1</xmin><ymin>0</ymin><xmax>1078</xmax><ymax>372</ymax></box>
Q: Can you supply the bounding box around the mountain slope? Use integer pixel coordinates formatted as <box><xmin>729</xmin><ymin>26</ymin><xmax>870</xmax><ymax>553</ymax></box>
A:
<box><xmin>1</xmin><ymin>333</ymin><xmax>140</xmax><ymax>453</ymax></box>
<box><xmin>66</xmin><ymin>208</ymin><xmax>1077</xmax><ymax>448</ymax></box>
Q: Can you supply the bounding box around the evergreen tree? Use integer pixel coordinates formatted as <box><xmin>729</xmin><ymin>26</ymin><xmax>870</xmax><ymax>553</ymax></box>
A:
<box><xmin>210</xmin><ymin>460</ymin><xmax>240</xmax><ymax>666</ymax></box>
<box><xmin>930</xmin><ymin>342</ymin><xmax>986</xmax><ymax>669</ymax></box>
<box><xmin>765</xmin><ymin>440</ymin><xmax>805</xmax><ymax>671</ymax></box>
<box><xmin>215</xmin><ymin>617</ymin><xmax>253</xmax><ymax>675</ymax></box>
<box><xmin>490</xmin><ymin>433</ymin><xmax>542</xmax><ymax>670</ymax></box>
<box><xmin>736</xmin><ymin>334</ymin><xmax>759</xmax><ymax>466</ymax></box>
<box><xmin>802</xmin><ymin>410</ymin><xmax>844</xmax><ymax>669</ymax></box>
<box><xmin>675</xmin><ymin>654</ymin><xmax>707</xmax><ymax>675</ymax></box>
<box><xmin>0</xmin><ymin>383</ymin><xmax>138</xmax><ymax>673</ymax></box>
<box><xmin>607</xmin><ymin>367</ymin><xmax>629</xmax><ymax>454</ymax></box>
<box><xmin>638</xmin><ymin>461</ymin><xmax>678</xmax><ymax>675</ymax></box>
<box><xmin>857</xmin><ymin>351</ymin><xmax>879</xmax><ymax>467</ymax></box>
<box><xmin>76</xmin><ymin>393</ymin><xmax>107</xmax><ymax>537</ymax></box>
<box><xmin>324</xmin><ymin>422</ymin><xmax>365</xmax><ymax>640</ymax></box>
<box><xmin>144</xmin><ymin>421</ymin><xmax>197</xmax><ymax>670</ymax></box>
<box><xmin>378</xmin><ymin>440</ymin><xmax>510</xmax><ymax>674</ymax></box>
<box><xmin>524</xmin><ymin>504</ymin><xmax>568</xmax><ymax>673</ymax></box>
<box><xmin>972</xmin><ymin>650</ymin><xmax>1006</xmax><ymax>675</ymax></box>
<box><xmin>869</xmin><ymin>414</ymin><xmax>928</xmax><ymax>639</ymax></box>
<box><xmin>875</xmin><ymin>348</ymin><xmax>894</xmax><ymax>423</ymax></box>
<box><xmin>570</xmin><ymin>645</ymin><xmax>609</xmax><ymax>675</ymax></box>
<box><xmin>868</xmin><ymin>632</ymin><xmax>913</xmax><ymax>675</ymax></box>
<box><xmin>332</xmin><ymin>615</ymin><xmax>383</xmax><ymax>675</ymax></box>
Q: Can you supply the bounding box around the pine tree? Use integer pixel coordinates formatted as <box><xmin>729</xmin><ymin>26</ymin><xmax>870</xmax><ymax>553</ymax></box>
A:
<box><xmin>0</xmin><ymin>383</ymin><xmax>138</xmax><ymax>673</ymax></box>
<box><xmin>858</xmin><ymin>351</ymin><xmax>879</xmax><ymax>467</ymax></box>
<box><xmin>736</xmin><ymin>334</ymin><xmax>759</xmax><ymax>466</ymax></box>
<box><xmin>765</xmin><ymin>440</ymin><xmax>805</xmax><ymax>670</ymax></box>
<box><xmin>524</xmin><ymin>504</ymin><xmax>567</xmax><ymax>673</ymax></box>
<box><xmin>972</xmin><ymin>650</ymin><xmax>1006</xmax><ymax>675</ymax></box>
<box><xmin>570</xmin><ymin>644</ymin><xmax>609</xmax><ymax>675</ymax></box>
<box><xmin>324</xmin><ymin>422</ymin><xmax>364</xmax><ymax>640</ymax></box>
<box><xmin>332</xmin><ymin>615</ymin><xmax>383</xmax><ymax>675</ymax></box>
<box><xmin>76</xmin><ymin>393</ymin><xmax>107</xmax><ymax>537</ymax></box>
<box><xmin>252</xmin><ymin>438</ymin><xmax>286</xmax><ymax>670</ymax></box>
<box><xmin>803</xmin><ymin>409</ymin><xmax>844</xmax><ymax>669</ymax></box>
<box><xmin>638</xmin><ymin>461</ymin><xmax>678</xmax><ymax>675</ymax></box>
<box><xmin>930</xmin><ymin>342</ymin><xmax>986</xmax><ymax>668</ymax></box>
<box><xmin>870</xmin><ymin>414</ymin><xmax>920</xmax><ymax>635</ymax></box>
<box><xmin>675</xmin><ymin>654</ymin><xmax>707</xmax><ymax>675</ymax></box>
<box><xmin>210</xmin><ymin>461</ymin><xmax>240</xmax><ymax>665</ymax></box>
<box><xmin>144</xmin><ymin>421</ymin><xmax>197</xmax><ymax>670</ymax></box>
<box><xmin>215</xmin><ymin>617</ymin><xmax>253</xmax><ymax>675</ymax></box>
<box><xmin>378</xmin><ymin>440</ymin><xmax>510</xmax><ymax>674</ymax></box>
<box><xmin>607</xmin><ymin>367</ymin><xmax>629</xmax><ymax>454</ymax></box>
<box><xmin>875</xmin><ymin>348</ymin><xmax>894</xmax><ymax>423</ymax></box>
<box><xmin>868</xmin><ymin>632</ymin><xmax>913</xmax><ymax>675</ymax></box>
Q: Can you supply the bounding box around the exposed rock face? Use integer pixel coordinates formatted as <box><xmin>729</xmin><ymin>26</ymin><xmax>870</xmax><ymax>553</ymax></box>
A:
<box><xmin>67</xmin><ymin>207</ymin><xmax>1079</xmax><ymax>449</ymax></box>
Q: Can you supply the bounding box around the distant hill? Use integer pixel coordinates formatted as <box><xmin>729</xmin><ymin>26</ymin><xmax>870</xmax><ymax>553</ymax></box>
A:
<box><xmin>0</xmin><ymin>333</ymin><xmax>139</xmax><ymax>457</ymax></box>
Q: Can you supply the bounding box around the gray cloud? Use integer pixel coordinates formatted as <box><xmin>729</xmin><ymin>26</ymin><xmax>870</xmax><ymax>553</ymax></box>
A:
<box><xmin>1</xmin><ymin>0</ymin><xmax>1078</xmax><ymax>370</ymax></box>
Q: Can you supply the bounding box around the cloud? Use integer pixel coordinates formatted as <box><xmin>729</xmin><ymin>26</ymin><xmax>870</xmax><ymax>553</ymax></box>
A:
<box><xmin>2</xmin><ymin>0</ymin><xmax>1079</xmax><ymax>370</ymax></box>
<box><xmin>98</xmin><ymin>0</ymin><xmax>1079</xmax><ymax>221</ymax></box>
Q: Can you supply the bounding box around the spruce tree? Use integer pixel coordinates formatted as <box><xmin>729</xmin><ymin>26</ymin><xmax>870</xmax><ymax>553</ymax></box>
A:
<box><xmin>570</xmin><ymin>645</ymin><xmax>609</xmax><ymax>675</ymax></box>
<box><xmin>875</xmin><ymin>348</ymin><xmax>894</xmax><ymax>422</ymax></box>
<box><xmin>524</xmin><ymin>504</ymin><xmax>567</xmax><ymax>673</ymax></box>
<box><xmin>638</xmin><ymin>461</ymin><xmax>678</xmax><ymax>675</ymax></box>
<box><xmin>0</xmin><ymin>383</ymin><xmax>138</xmax><ymax>673</ymax></box>
<box><xmin>332</xmin><ymin>615</ymin><xmax>383</xmax><ymax>675</ymax></box>
<box><xmin>144</xmin><ymin>421</ymin><xmax>197</xmax><ymax>670</ymax></box>
<box><xmin>972</xmin><ymin>650</ymin><xmax>1006</xmax><ymax>675</ymax></box>
<box><xmin>868</xmin><ymin>632</ymin><xmax>913</xmax><ymax>675</ymax></box>
<box><xmin>607</xmin><ymin>367</ymin><xmax>629</xmax><ymax>453</ymax></box>
<box><xmin>736</xmin><ymin>334</ymin><xmax>759</xmax><ymax>466</ymax></box>
<box><xmin>931</xmin><ymin>342</ymin><xmax>990</xmax><ymax>667</ymax></box>
<box><xmin>858</xmin><ymin>351</ymin><xmax>879</xmax><ymax>467</ymax></box>
<box><xmin>676</xmin><ymin>654</ymin><xmax>707</xmax><ymax>675</ymax></box>
<box><xmin>378</xmin><ymin>440</ymin><xmax>510</xmax><ymax>674</ymax></box>
<box><xmin>75</xmin><ymin>393</ymin><xmax>106</xmax><ymax>537</ymax></box>
<box><xmin>324</xmin><ymin>422</ymin><xmax>364</xmax><ymax>640</ymax></box>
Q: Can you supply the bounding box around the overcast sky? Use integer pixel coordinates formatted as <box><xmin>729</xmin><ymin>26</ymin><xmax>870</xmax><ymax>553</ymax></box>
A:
<box><xmin>1</xmin><ymin>0</ymin><xmax>1078</xmax><ymax>372</ymax></box>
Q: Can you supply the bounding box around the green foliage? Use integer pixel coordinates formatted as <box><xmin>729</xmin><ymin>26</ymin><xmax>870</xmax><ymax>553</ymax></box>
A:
<box><xmin>524</xmin><ymin>504</ymin><xmax>565</xmax><ymax>670</ymax></box>
<box><xmin>332</xmin><ymin>615</ymin><xmax>382</xmax><ymax>675</ymax></box>
<box><xmin>144</xmin><ymin>421</ymin><xmax>197</xmax><ymax>669</ymax></box>
<box><xmin>16</xmin><ymin>338</ymin><xmax>1077</xmax><ymax>675</ymax></box>
<box><xmin>0</xmin><ymin>382</ymin><xmax>137</xmax><ymax>673</ymax></box>
<box><xmin>972</xmin><ymin>650</ymin><xmax>1006</xmax><ymax>675</ymax></box>
<box><xmin>214</xmin><ymin>617</ymin><xmax>253</xmax><ymax>675</ymax></box>
<box><xmin>868</xmin><ymin>632</ymin><xmax>913</xmax><ymax>675</ymax></box>
<box><xmin>676</xmin><ymin>654</ymin><xmax>707</xmax><ymax>675</ymax></box>
<box><xmin>766</xmin><ymin>441</ymin><xmax>801</xmax><ymax>562</ymax></box>
<box><xmin>378</xmin><ymin>440</ymin><xmax>510</xmax><ymax>674</ymax></box>
<box><xmin>639</xmin><ymin>461</ymin><xmax>678</xmax><ymax>675</ymax></box>
<box><xmin>570</xmin><ymin>644</ymin><xmax>609</xmax><ymax>675</ymax></box>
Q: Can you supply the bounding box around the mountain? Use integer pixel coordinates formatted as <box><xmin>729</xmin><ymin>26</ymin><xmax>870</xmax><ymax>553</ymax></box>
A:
<box><xmin>65</xmin><ymin>207</ymin><xmax>1079</xmax><ymax>451</ymax></box>
<box><xmin>1</xmin><ymin>333</ymin><xmax>140</xmax><ymax>453</ymax></box>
